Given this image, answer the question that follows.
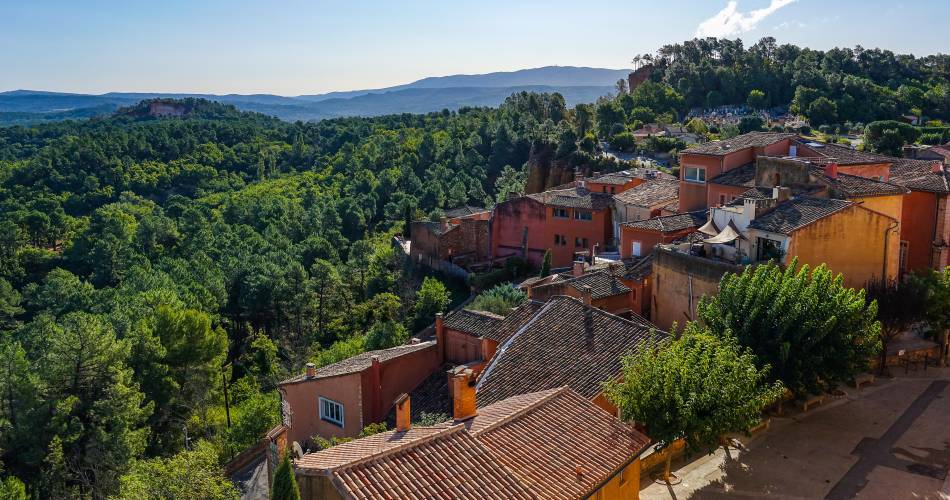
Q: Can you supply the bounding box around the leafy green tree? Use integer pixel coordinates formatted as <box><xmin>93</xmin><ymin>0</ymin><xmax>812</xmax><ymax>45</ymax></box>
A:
<box><xmin>807</xmin><ymin>96</ymin><xmax>839</xmax><ymax>127</ymax></box>
<box><xmin>412</xmin><ymin>277</ymin><xmax>450</xmax><ymax>330</ymax></box>
<box><xmin>114</xmin><ymin>441</ymin><xmax>239</xmax><ymax>500</ymax></box>
<box><xmin>605</xmin><ymin>324</ymin><xmax>783</xmax><ymax>480</ymax></box>
<box><xmin>539</xmin><ymin>250</ymin><xmax>552</xmax><ymax>278</ymax></box>
<box><xmin>0</xmin><ymin>278</ymin><xmax>23</xmax><ymax>330</ymax></box>
<box><xmin>698</xmin><ymin>260</ymin><xmax>881</xmax><ymax>395</ymax></box>
<box><xmin>864</xmin><ymin>120</ymin><xmax>922</xmax><ymax>156</ymax></box>
<box><xmin>494</xmin><ymin>165</ymin><xmax>527</xmax><ymax>203</ymax></box>
<box><xmin>865</xmin><ymin>278</ymin><xmax>928</xmax><ymax>374</ymax></box>
<box><xmin>738</xmin><ymin>116</ymin><xmax>765</xmax><ymax>134</ymax></box>
<box><xmin>271</xmin><ymin>454</ymin><xmax>300</xmax><ymax>500</ymax></box>
<box><xmin>469</xmin><ymin>284</ymin><xmax>527</xmax><ymax>316</ymax></box>
<box><xmin>747</xmin><ymin>89</ymin><xmax>768</xmax><ymax>110</ymax></box>
<box><xmin>364</xmin><ymin>320</ymin><xmax>409</xmax><ymax>351</ymax></box>
<box><xmin>0</xmin><ymin>476</ymin><xmax>26</xmax><ymax>500</ymax></box>
<box><xmin>917</xmin><ymin>268</ymin><xmax>950</xmax><ymax>364</ymax></box>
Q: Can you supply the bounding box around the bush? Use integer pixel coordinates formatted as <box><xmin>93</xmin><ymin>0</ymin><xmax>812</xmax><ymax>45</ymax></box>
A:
<box><xmin>921</xmin><ymin>132</ymin><xmax>945</xmax><ymax>145</ymax></box>
<box><xmin>469</xmin><ymin>283</ymin><xmax>527</xmax><ymax>316</ymax></box>
<box><xmin>365</xmin><ymin>320</ymin><xmax>409</xmax><ymax>350</ymax></box>
<box><xmin>610</xmin><ymin>131</ymin><xmax>637</xmax><ymax>152</ymax></box>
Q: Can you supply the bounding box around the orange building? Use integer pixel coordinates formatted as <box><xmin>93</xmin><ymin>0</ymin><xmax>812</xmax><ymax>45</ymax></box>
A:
<box><xmin>490</xmin><ymin>185</ymin><xmax>614</xmax><ymax>268</ymax></box>
<box><xmin>277</xmin><ymin>341</ymin><xmax>441</xmax><ymax>446</ymax></box>
<box><xmin>620</xmin><ymin>211</ymin><xmax>708</xmax><ymax>259</ymax></box>
<box><xmin>294</xmin><ymin>386</ymin><xmax>650</xmax><ymax>500</ymax></box>
<box><xmin>888</xmin><ymin>159</ymin><xmax>950</xmax><ymax>273</ymax></box>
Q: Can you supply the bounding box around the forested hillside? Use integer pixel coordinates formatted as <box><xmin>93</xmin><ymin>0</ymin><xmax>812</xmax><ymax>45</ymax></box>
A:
<box><xmin>0</xmin><ymin>93</ymin><xmax>616</xmax><ymax>497</ymax></box>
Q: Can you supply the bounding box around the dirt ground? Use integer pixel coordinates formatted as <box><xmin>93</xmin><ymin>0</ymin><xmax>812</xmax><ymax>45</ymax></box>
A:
<box><xmin>640</xmin><ymin>366</ymin><xmax>950</xmax><ymax>500</ymax></box>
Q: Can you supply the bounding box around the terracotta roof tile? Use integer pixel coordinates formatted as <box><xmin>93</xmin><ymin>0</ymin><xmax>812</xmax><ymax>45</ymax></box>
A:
<box><xmin>444</xmin><ymin>205</ymin><xmax>488</xmax><ymax>218</ymax></box>
<box><xmin>475</xmin><ymin>296</ymin><xmax>663</xmax><ymax>406</ymax></box>
<box><xmin>889</xmin><ymin>159</ymin><xmax>949</xmax><ymax>194</ymax></box>
<box><xmin>562</xmin><ymin>270</ymin><xmax>631</xmax><ymax>299</ymax></box>
<box><xmin>793</xmin><ymin>139</ymin><xmax>894</xmax><ymax>165</ymax></box>
<box><xmin>279</xmin><ymin>341</ymin><xmax>435</xmax><ymax>385</ymax></box>
<box><xmin>443</xmin><ymin>309</ymin><xmax>504</xmax><ymax>337</ymax></box>
<box><xmin>621</xmin><ymin>210</ymin><xmax>708</xmax><ymax>233</ymax></box>
<box><xmin>527</xmin><ymin>186</ymin><xmax>614</xmax><ymax>210</ymax></box>
<box><xmin>708</xmin><ymin>162</ymin><xmax>757</xmax><ymax>187</ymax></box>
<box><xmin>683</xmin><ymin>132</ymin><xmax>796</xmax><ymax>156</ymax></box>
<box><xmin>748</xmin><ymin>197</ymin><xmax>854</xmax><ymax>235</ymax></box>
<box><xmin>613</xmin><ymin>179</ymin><xmax>679</xmax><ymax>207</ymax></box>
<box><xmin>813</xmin><ymin>166</ymin><xmax>909</xmax><ymax>198</ymax></box>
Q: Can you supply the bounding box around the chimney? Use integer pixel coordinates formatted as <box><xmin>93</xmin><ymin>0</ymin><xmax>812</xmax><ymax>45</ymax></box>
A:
<box><xmin>933</xmin><ymin>161</ymin><xmax>944</xmax><ymax>174</ymax></box>
<box><xmin>572</xmin><ymin>260</ymin><xmax>585</xmax><ymax>277</ymax></box>
<box><xmin>435</xmin><ymin>313</ymin><xmax>445</xmax><ymax>363</ymax></box>
<box><xmin>305</xmin><ymin>362</ymin><xmax>316</xmax><ymax>379</ymax></box>
<box><xmin>593</xmin><ymin>171</ymin><xmax>601</xmax><ymax>178</ymax></box>
<box><xmin>582</xmin><ymin>285</ymin><xmax>593</xmax><ymax>307</ymax></box>
<box><xmin>480</xmin><ymin>337</ymin><xmax>496</xmax><ymax>362</ymax></box>
<box><xmin>772</xmin><ymin>186</ymin><xmax>791</xmax><ymax>203</ymax></box>
<box><xmin>440</xmin><ymin>216</ymin><xmax>449</xmax><ymax>232</ymax></box>
<box><xmin>394</xmin><ymin>393</ymin><xmax>411</xmax><ymax>432</ymax></box>
<box><xmin>591</xmin><ymin>243</ymin><xmax>599</xmax><ymax>262</ymax></box>
<box><xmin>450</xmin><ymin>367</ymin><xmax>477</xmax><ymax>421</ymax></box>
<box><xmin>525</xmin><ymin>285</ymin><xmax>533</xmax><ymax>299</ymax></box>
<box><xmin>370</xmin><ymin>355</ymin><xmax>382</xmax><ymax>421</ymax></box>
<box><xmin>574</xmin><ymin>169</ymin><xmax>583</xmax><ymax>181</ymax></box>
<box><xmin>824</xmin><ymin>161</ymin><xmax>838</xmax><ymax>179</ymax></box>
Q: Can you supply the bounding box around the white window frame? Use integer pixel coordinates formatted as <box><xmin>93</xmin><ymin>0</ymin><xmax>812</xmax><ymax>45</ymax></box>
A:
<box><xmin>573</xmin><ymin>210</ymin><xmax>593</xmax><ymax>221</ymax></box>
<box><xmin>319</xmin><ymin>396</ymin><xmax>344</xmax><ymax>427</ymax></box>
<box><xmin>553</xmin><ymin>208</ymin><xmax>569</xmax><ymax>219</ymax></box>
<box><xmin>632</xmin><ymin>241</ymin><xmax>642</xmax><ymax>257</ymax></box>
<box><xmin>683</xmin><ymin>166</ymin><xmax>706</xmax><ymax>183</ymax></box>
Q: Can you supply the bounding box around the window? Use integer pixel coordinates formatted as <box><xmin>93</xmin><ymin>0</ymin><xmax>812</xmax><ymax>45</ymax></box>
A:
<box><xmin>554</xmin><ymin>234</ymin><xmax>567</xmax><ymax>246</ymax></box>
<box><xmin>574</xmin><ymin>210</ymin><xmax>592</xmax><ymax>221</ymax></box>
<box><xmin>684</xmin><ymin>166</ymin><xmax>706</xmax><ymax>183</ymax></box>
<box><xmin>631</xmin><ymin>241</ymin><xmax>642</xmax><ymax>257</ymax></box>
<box><xmin>602</xmin><ymin>186</ymin><xmax>608</xmax><ymax>193</ymax></box>
<box><xmin>575</xmin><ymin>237</ymin><xmax>588</xmax><ymax>248</ymax></box>
<box><xmin>610</xmin><ymin>187</ymin><xmax>616</xmax><ymax>194</ymax></box>
<box><xmin>553</xmin><ymin>208</ymin><xmax>569</xmax><ymax>218</ymax></box>
<box><xmin>719</xmin><ymin>194</ymin><xmax>726</xmax><ymax>206</ymax></box>
<box><xmin>319</xmin><ymin>397</ymin><xmax>344</xmax><ymax>427</ymax></box>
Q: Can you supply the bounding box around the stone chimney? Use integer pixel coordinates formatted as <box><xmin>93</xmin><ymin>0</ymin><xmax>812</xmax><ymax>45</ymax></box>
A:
<box><xmin>305</xmin><ymin>362</ymin><xmax>316</xmax><ymax>379</ymax></box>
<box><xmin>572</xmin><ymin>260</ymin><xmax>585</xmax><ymax>277</ymax></box>
<box><xmin>581</xmin><ymin>285</ymin><xmax>593</xmax><ymax>307</ymax></box>
<box><xmin>824</xmin><ymin>161</ymin><xmax>839</xmax><ymax>179</ymax></box>
<box><xmin>933</xmin><ymin>161</ymin><xmax>944</xmax><ymax>174</ymax></box>
<box><xmin>394</xmin><ymin>393</ymin><xmax>411</xmax><ymax>432</ymax></box>
<box><xmin>435</xmin><ymin>313</ymin><xmax>445</xmax><ymax>363</ymax></box>
<box><xmin>450</xmin><ymin>367</ymin><xmax>477</xmax><ymax>421</ymax></box>
<box><xmin>772</xmin><ymin>186</ymin><xmax>791</xmax><ymax>203</ymax></box>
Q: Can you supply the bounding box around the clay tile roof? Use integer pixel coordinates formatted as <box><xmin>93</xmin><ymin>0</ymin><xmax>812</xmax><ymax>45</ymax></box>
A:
<box><xmin>588</xmin><ymin>172</ymin><xmax>637</xmax><ymax>185</ymax></box>
<box><xmin>299</xmin><ymin>387</ymin><xmax>650</xmax><ymax>500</ymax></box>
<box><xmin>443</xmin><ymin>309</ymin><xmax>504</xmax><ymax>337</ymax></box>
<box><xmin>708</xmin><ymin>162</ymin><xmax>757</xmax><ymax>187</ymax></box>
<box><xmin>618</xmin><ymin>254</ymin><xmax>654</xmax><ymax>281</ymax></box>
<box><xmin>416</xmin><ymin>220</ymin><xmax>456</xmax><ymax>236</ymax></box>
<box><xmin>467</xmin><ymin>388</ymin><xmax>651</xmax><ymax>499</ymax></box>
<box><xmin>443</xmin><ymin>205</ymin><xmax>488</xmax><ymax>218</ymax></box>
<box><xmin>889</xmin><ymin>159</ymin><xmax>949</xmax><ymax>194</ymax></box>
<box><xmin>613</xmin><ymin>179</ymin><xmax>679</xmax><ymax>207</ymax></box>
<box><xmin>748</xmin><ymin>197</ymin><xmax>854</xmax><ymax>235</ymax></box>
<box><xmin>527</xmin><ymin>186</ymin><xmax>614</xmax><ymax>210</ymax></box>
<box><xmin>475</xmin><ymin>296</ymin><xmax>663</xmax><ymax>406</ymax></box>
<box><xmin>489</xmin><ymin>300</ymin><xmax>545</xmax><ymax>343</ymax></box>
<box><xmin>793</xmin><ymin>139</ymin><xmax>895</xmax><ymax>165</ymax></box>
<box><xmin>299</xmin><ymin>425</ymin><xmax>536</xmax><ymax>500</ymax></box>
<box><xmin>278</xmin><ymin>341</ymin><xmax>435</xmax><ymax>385</ymax></box>
<box><xmin>812</xmin><ymin>166</ymin><xmax>909</xmax><ymax>198</ymax></box>
<box><xmin>683</xmin><ymin>132</ymin><xmax>796</xmax><ymax>156</ymax></box>
<box><xmin>562</xmin><ymin>270</ymin><xmax>631</xmax><ymax>299</ymax></box>
<box><xmin>621</xmin><ymin>210</ymin><xmax>708</xmax><ymax>233</ymax></box>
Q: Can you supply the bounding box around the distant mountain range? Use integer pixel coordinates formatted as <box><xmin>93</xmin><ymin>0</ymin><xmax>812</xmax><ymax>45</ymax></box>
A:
<box><xmin>0</xmin><ymin>66</ymin><xmax>630</xmax><ymax>125</ymax></box>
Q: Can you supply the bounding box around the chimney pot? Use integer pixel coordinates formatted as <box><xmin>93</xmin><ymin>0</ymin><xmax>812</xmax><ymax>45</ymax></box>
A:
<box><xmin>572</xmin><ymin>260</ymin><xmax>585</xmax><ymax>277</ymax></box>
<box><xmin>824</xmin><ymin>161</ymin><xmax>838</xmax><ymax>179</ymax></box>
<box><xmin>305</xmin><ymin>362</ymin><xmax>316</xmax><ymax>378</ymax></box>
<box><xmin>395</xmin><ymin>393</ymin><xmax>411</xmax><ymax>432</ymax></box>
<box><xmin>582</xmin><ymin>285</ymin><xmax>593</xmax><ymax>307</ymax></box>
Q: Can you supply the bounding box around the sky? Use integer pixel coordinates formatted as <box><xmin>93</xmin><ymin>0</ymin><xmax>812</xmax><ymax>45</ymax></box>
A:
<box><xmin>0</xmin><ymin>0</ymin><xmax>945</xmax><ymax>96</ymax></box>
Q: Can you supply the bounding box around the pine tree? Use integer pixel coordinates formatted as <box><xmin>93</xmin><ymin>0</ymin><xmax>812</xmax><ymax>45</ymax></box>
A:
<box><xmin>271</xmin><ymin>454</ymin><xmax>300</xmax><ymax>500</ymax></box>
<box><xmin>539</xmin><ymin>250</ymin><xmax>552</xmax><ymax>278</ymax></box>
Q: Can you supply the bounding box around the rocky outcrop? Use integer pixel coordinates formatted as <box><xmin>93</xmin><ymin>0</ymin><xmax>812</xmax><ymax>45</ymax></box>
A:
<box><xmin>524</xmin><ymin>143</ymin><xmax>576</xmax><ymax>194</ymax></box>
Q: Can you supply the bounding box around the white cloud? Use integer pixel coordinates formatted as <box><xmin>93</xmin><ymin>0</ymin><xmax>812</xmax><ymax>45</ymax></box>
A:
<box><xmin>696</xmin><ymin>0</ymin><xmax>797</xmax><ymax>38</ymax></box>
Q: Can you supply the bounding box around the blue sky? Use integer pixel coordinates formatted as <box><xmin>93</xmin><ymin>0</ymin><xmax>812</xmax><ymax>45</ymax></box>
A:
<box><xmin>0</xmin><ymin>0</ymin><xmax>945</xmax><ymax>95</ymax></box>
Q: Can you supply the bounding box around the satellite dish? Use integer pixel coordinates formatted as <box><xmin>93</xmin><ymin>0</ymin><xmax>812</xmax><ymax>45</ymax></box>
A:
<box><xmin>292</xmin><ymin>441</ymin><xmax>304</xmax><ymax>459</ymax></box>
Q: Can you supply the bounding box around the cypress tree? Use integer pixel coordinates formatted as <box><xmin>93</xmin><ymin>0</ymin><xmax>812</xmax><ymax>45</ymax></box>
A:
<box><xmin>271</xmin><ymin>454</ymin><xmax>300</xmax><ymax>500</ymax></box>
<box><xmin>539</xmin><ymin>249</ymin><xmax>552</xmax><ymax>278</ymax></box>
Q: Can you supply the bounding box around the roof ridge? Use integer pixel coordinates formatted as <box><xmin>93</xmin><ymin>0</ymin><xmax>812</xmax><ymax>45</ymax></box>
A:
<box><xmin>334</xmin><ymin>424</ymin><xmax>467</xmax><ymax>472</ymax></box>
<box><xmin>469</xmin><ymin>387</ymin><xmax>569</xmax><ymax>437</ymax></box>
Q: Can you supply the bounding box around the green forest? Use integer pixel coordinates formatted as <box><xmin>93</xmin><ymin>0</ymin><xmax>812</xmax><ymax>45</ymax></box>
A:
<box><xmin>0</xmin><ymin>37</ymin><xmax>948</xmax><ymax>498</ymax></box>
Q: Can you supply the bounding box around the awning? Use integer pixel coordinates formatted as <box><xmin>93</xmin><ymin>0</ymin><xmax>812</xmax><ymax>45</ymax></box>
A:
<box><xmin>697</xmin><ymin>218</ymin><xmax>720</xmax><ymax>236</ymax></box>
<box><xmin>704</xmin><ymin>220</ymin><xmax>746</xmax><ymax>244</ymax></box>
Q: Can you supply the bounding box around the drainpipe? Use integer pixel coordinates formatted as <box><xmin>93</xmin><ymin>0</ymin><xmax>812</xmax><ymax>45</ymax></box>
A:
<box><xmin>882</xmin><ymin>220</ymin><xmax>899</xmax><ymax>283</ymax></box>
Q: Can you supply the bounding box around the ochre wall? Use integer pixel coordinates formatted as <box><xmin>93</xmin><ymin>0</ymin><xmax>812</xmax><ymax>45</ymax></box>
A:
<box><xmin>595</xmin><ymin>459</ymin><xmax>642</xmax><ymax>500</ymax></box>
<box><xmin>651</xmin><ymin>249</ymin><xmax>739</xmax><ymax>331</ymax></box>
<box><xmin>587</xmin><ymin>177</ymin><xmax>643</xmax><ymax>195</ymax></box>
<box><xmin>281</xmin><ymin>372</ymin><xmax>363</xmax><ymax>445</ymax></box>
<box><xmin>838</xmin><ymin>163</ymin><xmax>892</xmax><ymax>181</ymax></box>
<box><xmin>678</xmin><ymin>153</ymin><xmax>722</xmax><ymax>211</ymax></box>
<box><xmin>707</xmin><ymin>183</ymin><xmax>751</xmax><ymax>207</ymax></box>
<box><xmin>444</xmin><ymin>328</ymin><xmax>491</xmax><ymax>364</ymax></box>
<box><xmin>786</xmin><ymin>205</ymin><xmax>899</xmax><ymax>288</ymax></box>
<box><xmin>619</xmin><ymin>226</ymin><xmax>695</xmax><ymax>259</ymax></box>
<box><xmin>490</xmin><ymin>197</ymin><xmax>548</xmax><ymax>266</ymax></box>
<box><xmin>543</xmin><ymin>206</ymin><xmax>612</xmax><ymax>268</ymax></box>
<box><xmin>899</xmin><ymin>190</ymin><xmax>938</xmax><ymax>273</ymax></box>
<box><xmin>854</xmin><ymin>194</ymin><xmax>903</xmax><ymax>222</ymax></box>
<box><xmin>370</xmin><ymin>344</ymin><xmax>441</xmax><ymax>425</ymax></box>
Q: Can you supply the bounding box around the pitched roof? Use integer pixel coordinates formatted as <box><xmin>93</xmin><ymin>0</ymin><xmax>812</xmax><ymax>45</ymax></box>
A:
<box><xmin>889</xmin><ymin>159</ymin><xmax>950</xmax><ymax>194</ymax></box>
<box><xmin>683</xmin><ymin>132</ymin><xmax>796</xmax><ymax>156</ymax></box>
<box><xmin>708</xmin><ymin>162</ymin><xmax>757</xmax><ymax>187</ymax></box>
<box><xmin>532</xmin><ymin>270</ymin><xmax>631</xmax><ymax>300</ymax></box>
<box><xmin>298</xmin><ymin>387</ymin><xmax>650</xmax><ymax>500</ymax></box>
<box><xmin>489</xmin><ymin>300</ymin><xmax>545</xmax><ymax>343</ymax></box>
<box><xmin>443</xmin><ymin>309</ymin><xmax>504</xmax><ymax>337</ymax></box>
<box><xmin>476</xmin><ymin>296</ymin><xmax>662</xmax><ymax>406</ymax></box>
<box><xmin>279</xmin><ymin>341</ymin><xmax>435</xmax><ymax>385</ymax></box>
<box><xmin>748</xmin><ymin>197</ymin><xmax>855</xmax><ymax>235</ymax></box>
<box><xmin>527</xmin><ymin>186</ymin><xmax>614</xmax><ymax>210</ymax></box>
<box><xmin>590</xmin><ymin>255</ymin><xmax>653</xmax><ymax>282</ymax></box>
<box><xmin>415</xmin><ymin>220</ymin><xmax>456</xmax><ymax>236</ymax></box>
<box><xmin>444</xmin><ymin>205</ymin><xmax>488</xmax><ymax>218</ymax></box>
<box><xmin>814</xmin><ymin>167</ymin><xmax>909</xmax><ymax>198</ymax></box>
<box><xmin>793</xmin><ymin>139</ymin><xmax>895</xmax><ymax>165</ymax></box>
<box><xmin>297</xmin><ymin>425</ymin><xmax>535</xmax><ymax>500</ymax></box>
<box><xmin>587</xmin><ymin>172</ymin><xmax>638</xmax><ymax>185</ymax></box>
<box><xmin>621</xmin><ymin>210</ymin><xmax>708</xmax><ymax>233</ymax></box>
<box><xmin>588</xmin><ymin>169</ymin><xmax>676</xmax><ymax>185</ymax></box>
<box><xmin>613</xmin><ymin>179</ymin><xmax>679</xmax><ymax>207</ymax></box>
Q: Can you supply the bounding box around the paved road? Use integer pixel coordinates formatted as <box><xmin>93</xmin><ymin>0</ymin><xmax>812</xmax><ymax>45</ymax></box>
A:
<box><xmin>641</xmin><ymin>368</ymin><xmax>950</xmax><ymax>500</ymax></box>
